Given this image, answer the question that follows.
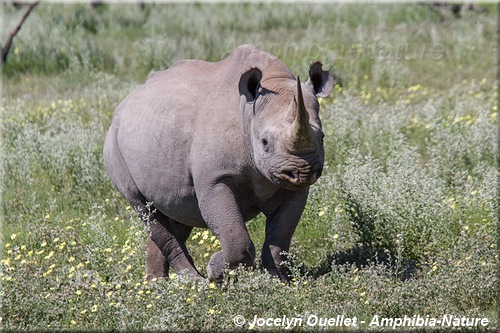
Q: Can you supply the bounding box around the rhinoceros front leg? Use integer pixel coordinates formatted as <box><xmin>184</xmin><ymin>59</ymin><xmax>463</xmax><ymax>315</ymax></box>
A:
<box><xmin>198</xmin><ymin>182</ymin><xmax>256</xmax><ymax>282</ymax></box>
<box><xmin>261</xmin><ymin>188</ymin><xmax>309</xmax><ymax>281</ymax></box>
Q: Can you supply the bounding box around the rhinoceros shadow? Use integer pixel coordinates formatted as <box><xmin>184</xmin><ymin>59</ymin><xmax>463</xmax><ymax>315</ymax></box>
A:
<box><xmin>305</xmin><ymin>245</ymin><xmax>418</xmax><ymax>281</ymax></box>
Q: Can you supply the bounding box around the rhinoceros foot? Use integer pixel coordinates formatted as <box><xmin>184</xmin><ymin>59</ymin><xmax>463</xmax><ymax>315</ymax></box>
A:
<box><xmin>206</xmin><ymin>251</ymin><xmax>225</xmax><ymax>282</ymax></box>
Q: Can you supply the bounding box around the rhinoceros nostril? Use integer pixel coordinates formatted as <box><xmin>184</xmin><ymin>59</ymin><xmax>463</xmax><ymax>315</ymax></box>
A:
<box><xmin>283</xmin><ymin>170</ymin><xmax>296</xmax><ymax>180</ymax></box>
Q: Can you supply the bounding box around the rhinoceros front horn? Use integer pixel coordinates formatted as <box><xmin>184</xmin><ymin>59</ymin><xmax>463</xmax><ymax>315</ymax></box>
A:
<box><xmin>288</xmin><ymin>77</ymin><xmax>317</xmax><ymax>153</ymax></box>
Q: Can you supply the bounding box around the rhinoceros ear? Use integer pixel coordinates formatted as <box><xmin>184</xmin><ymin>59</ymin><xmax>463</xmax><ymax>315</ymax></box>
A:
<box><xmin>239</xmin><ymin>67</ymin><xmax>262</xmax><ymax>103</ymax></box>
<box><xmin>306</xmin><ymin>62</ymin><xmax>334</xmax><ymax>98</ymax></box>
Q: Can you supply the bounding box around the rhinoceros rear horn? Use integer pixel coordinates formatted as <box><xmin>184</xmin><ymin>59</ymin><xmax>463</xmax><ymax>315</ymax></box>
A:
<box><xmin>239</xmin><ymin>67</ymin><xmax>262</xmax><ymax>103</ymax></box>
<box><xmin>288</xmin><ymin>77</ymin><xmax>317</xmax><ymax>153</ymax></box>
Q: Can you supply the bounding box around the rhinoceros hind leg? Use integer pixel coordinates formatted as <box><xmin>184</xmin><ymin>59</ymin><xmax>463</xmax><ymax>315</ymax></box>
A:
<box><xmin>146</xmin><ymin>221</ymin><xmax>198</xmax><ymax>280</ymax></box>
<box><xmin>146</xmin><ymin>236</ymin><xmax>169</xmax><ymax>279</ymax></box>
<box><xmin>138</xmin><ymin>205</ymin><xmax>203</xmax><ymax>280</ymax></box>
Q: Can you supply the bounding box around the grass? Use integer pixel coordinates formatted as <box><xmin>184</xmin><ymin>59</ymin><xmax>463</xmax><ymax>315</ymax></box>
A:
<box><xmin>1</xmin><ymin>3</ymin><xmax>498</xmax><ymax>331</ymax></box>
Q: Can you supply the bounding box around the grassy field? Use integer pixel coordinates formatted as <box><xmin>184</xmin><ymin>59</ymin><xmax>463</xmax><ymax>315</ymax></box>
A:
<box><xmin>1</xmin><ymin>3</ymin><xmax>498</xmax><ymax>331</ymax></box>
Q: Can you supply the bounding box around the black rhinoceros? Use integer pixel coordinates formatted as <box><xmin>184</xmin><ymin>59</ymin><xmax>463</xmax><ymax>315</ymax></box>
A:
<box><xmin>104</xmin><ymin>44</ymin><xmax>333</xmax><ymax>281</ymax></box>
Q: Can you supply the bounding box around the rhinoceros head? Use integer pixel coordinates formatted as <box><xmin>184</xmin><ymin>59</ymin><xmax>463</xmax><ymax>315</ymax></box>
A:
<box><xmin>239</xmin><ymin>62</ymin><xmax>334</xmax><ymax>190</ymax></box>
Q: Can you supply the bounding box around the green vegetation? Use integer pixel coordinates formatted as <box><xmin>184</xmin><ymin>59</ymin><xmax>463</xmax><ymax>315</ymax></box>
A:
<box><xmin>1</xmin><ymin>3</ymin><xmax>497</xmax><ymax>331</ymax></box>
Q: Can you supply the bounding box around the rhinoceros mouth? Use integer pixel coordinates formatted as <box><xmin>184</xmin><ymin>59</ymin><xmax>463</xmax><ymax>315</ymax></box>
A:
<box><xmin>271</xmin><ymin>164</ymin><xmax>322</xmax><ymax>189</ymax></box>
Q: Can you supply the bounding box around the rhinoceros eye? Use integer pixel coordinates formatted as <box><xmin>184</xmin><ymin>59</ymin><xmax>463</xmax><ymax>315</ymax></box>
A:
<box><xmin>261</xmin><ymin>138</ymin><xmax>270</xmax><ymax>152</ymax></box>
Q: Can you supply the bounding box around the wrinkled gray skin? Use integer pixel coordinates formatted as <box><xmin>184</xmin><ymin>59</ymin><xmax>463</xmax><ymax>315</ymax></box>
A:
<box><xmin>104</xmin><ymin>44</ymin><xmax>333</xmax><ymax>281</ymax></box>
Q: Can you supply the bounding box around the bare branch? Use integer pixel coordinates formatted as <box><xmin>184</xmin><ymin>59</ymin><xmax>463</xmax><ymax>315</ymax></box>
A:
<box><xmin>2</xmin><ymin>1</ymin><xmax>39</xmax><ymax>64</ymax></box>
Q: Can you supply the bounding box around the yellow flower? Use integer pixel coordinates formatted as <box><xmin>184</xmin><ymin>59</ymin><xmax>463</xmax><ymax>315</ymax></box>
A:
<box><xmin>209</xmin><ymin>282</ymin><xmax>217</xmax><ymax>289</ymax></box>
<box><xmin>44</xmin><ymin>251</ymin><xmax>55</xmax><ymax>260</ymax></box>
<box><xmin>146</xmin><ymin>304</ymin><xmax>153</xmax><ymax>309</ymax></box>
<box><xmin>91</xmin><ymin>305</ymin><xmax>98</xmax><ymax>312</ymax></box>
<box><xmin>208</xmin><ymin>309</ymin><xmax>215</xmax><ymax>315</ymax></box>
<box><xmin>10</xmin><ymin>234</ymin><xmax>17</xmax><ymax>241</ymax></box>
<box><xmin>407</xmin><ymin>84</ymin><xmax>423</xmax><ymax>92</ymax></box>
<box><xmin>71</xmin><ymin>320</ymin><xmax>77</xmax><ymax>325</ymax></box>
